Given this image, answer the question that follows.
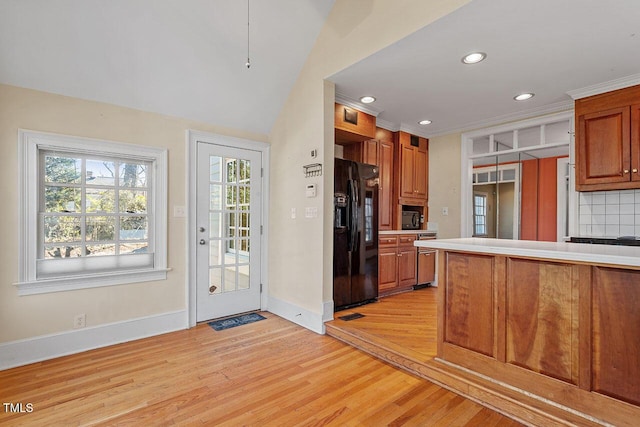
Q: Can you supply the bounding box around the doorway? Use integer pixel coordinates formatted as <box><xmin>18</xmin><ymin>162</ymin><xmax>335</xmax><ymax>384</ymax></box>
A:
<box><xmin>187</xmin><ymin>131</ymin><xmax>269</xmax><ymax>326</ymax></box>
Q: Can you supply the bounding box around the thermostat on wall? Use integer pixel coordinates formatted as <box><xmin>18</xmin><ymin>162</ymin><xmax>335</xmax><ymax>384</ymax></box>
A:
<box><xmin>306</xmin><ymin>183</ymin><xmax>317</xmax><ymax>198</ymax></box>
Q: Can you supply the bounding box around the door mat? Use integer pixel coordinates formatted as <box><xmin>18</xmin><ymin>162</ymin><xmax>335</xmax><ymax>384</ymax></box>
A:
<box><xmin>338</xmin><ymin>313</ymin><xmax>365</xmax><ymax>321</ymax></box>
<box><xmin>208</xmin><ymin>313</ymin><xmax>266</xmax><ymax>331</ymax></box>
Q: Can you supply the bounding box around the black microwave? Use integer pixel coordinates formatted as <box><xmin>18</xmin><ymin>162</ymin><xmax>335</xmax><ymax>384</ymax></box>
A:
<box><xmin>402</xmin><ymin>211</ymin><xmax>420</xmax><ymax>230</ymax></box>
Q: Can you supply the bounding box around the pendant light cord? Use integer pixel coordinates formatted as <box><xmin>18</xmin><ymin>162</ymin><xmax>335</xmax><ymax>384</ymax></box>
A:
<box><xmin>246</xmin><ymin>0</ymin><xmax>251</xmax><ymax>68</ymax></box>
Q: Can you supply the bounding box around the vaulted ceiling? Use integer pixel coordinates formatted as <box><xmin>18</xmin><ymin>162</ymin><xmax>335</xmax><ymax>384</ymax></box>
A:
<box><xmin>2</xmin><ymin>0</ymin><xmax>639</xmax><ymax>139</ymax></box>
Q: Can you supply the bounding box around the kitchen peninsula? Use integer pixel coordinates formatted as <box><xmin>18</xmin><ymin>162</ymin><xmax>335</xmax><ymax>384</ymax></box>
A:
<box><xmin>415</xmin><ymin>237</ymin><xmax>640</xmax><ymax>426</ymax></box>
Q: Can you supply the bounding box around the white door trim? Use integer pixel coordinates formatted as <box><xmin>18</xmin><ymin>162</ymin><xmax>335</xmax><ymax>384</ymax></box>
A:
<box><xmin>186</xmin><ymin>130</ymin><xmax>270</xmax><ymax>327</ymax></box>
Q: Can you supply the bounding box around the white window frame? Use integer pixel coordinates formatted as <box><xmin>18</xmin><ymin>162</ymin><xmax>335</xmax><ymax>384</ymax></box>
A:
<box><xmin>16</xmin><ymin>130</ymin><xmax>168</xmax><ymax>295</ymax></box>
<box><xmin>460</xmin><ymin>111</ymin><xmax>575</xmax><ymax>239</ymax></box>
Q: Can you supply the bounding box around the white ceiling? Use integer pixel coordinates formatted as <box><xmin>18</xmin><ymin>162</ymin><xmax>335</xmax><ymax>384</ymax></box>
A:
<box><xmin>2</xmin><ymin>0</ymin><xmax>639</xmax><ymax>140</ymax></box>
<box><xmin>0</xmin><ymin>0</ymin><xmax>335</xmax><ymax>136</ymax></box>
<box><xmin>330</xmin><ymin>0</ymin><xmax>640</xmax><ymax>138</ymax></box>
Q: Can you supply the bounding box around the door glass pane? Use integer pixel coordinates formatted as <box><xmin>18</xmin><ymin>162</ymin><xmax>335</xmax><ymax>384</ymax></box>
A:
<box><xmin>238</xmin><ymin>265</ymin><xmax>249</xmax><ymax>290</ymax></box>
<box><xmin>224</xmin><ymin>265</ymin><xmax>237</xmax><ymax>292</ymax></box>
<box><xmin>206</xmin><ymin>154</ymin><xmax>253</xmax><ymax>298</ymax></box>
<box><xmin>226</xmin><ymin>159</ymin><xmax>237</xmax><ymax>183</ymax></box>
<box><xmin>209</xmin><ymin>239</ymin><xmax>222</xmax><ymax>265</ymax></box>
<box><xmin>209</xmin><ymin>267</ymin><xmax>222</xmax><ymax>294</ymax></box>
<box><xmin>239</xmin><ymin>159</ymin><xmax>250</xmax><ymax>182</ymax></box>
<box><xmin>209</xmin><ymin>184</ymin><xmax>222</xmax><ymax>210</ymax></box>
<box><xmin>209</xmin><ymin>212</ymin><xmax>222</xmax><ymax>238</ymax></box>
<box><xmin>210</xmin><ymin>156</ymin><xmax>222</xmax><ymax>182</ymax></box>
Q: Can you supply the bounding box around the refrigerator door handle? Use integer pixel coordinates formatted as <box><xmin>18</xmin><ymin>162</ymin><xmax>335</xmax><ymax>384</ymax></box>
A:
<box><xmin>350</xmin><ymin>178</ymin><xmax>359</xmax><ymax>252</ymax></box>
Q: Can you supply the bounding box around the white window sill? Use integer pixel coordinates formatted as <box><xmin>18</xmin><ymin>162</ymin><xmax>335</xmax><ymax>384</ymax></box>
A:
<box><xmin>14</xmin><ymin>268</ymin><xmax>170</xmax><ymax>296</ymax></box>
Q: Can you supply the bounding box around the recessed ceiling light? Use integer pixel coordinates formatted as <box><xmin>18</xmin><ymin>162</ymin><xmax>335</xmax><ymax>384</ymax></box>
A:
<box><xmin>360</xmin><ymin>96</ymin><xmax>376</xmax><ymax>104</ymax></box>
<box><xmin>461</xmin><ymin>52</ymin><xmax>486</xmax><ymax>64</ymax></box>
<box><xmin>419</xmin><ymin>120</ymin><xmax>432</xmax><ymax>125</ymax></box>
<box><xmin>514</xmin><ymin>93</ymin><xmax>535</xmax><ymax>101</ymax></box>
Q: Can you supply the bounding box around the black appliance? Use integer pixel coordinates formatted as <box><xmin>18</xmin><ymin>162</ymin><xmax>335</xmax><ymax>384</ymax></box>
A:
<box><xmin>569</xmin><ymin>236</ymin><xmax>640</xmax><ymax>246</ymax></box>
<box><xmin>402</xmin><ymin>210</ymin><xmax>420</xmax><ymax>230</ymax></box>
<box><xmin>334</xmin><ymin>158</ymin><xmax>379</xmax><ymax>311</ymax></box>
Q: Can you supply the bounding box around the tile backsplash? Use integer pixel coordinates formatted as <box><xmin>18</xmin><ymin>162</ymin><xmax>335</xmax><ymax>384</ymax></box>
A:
<box><xmin>578</xmin><ymin>189</ymin><xmax>640</xmax><ymax>237</ymax></box>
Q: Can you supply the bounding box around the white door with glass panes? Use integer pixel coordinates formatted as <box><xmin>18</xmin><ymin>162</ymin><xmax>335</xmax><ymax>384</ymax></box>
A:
<box><xmin>196</xmin><ymin>142</ymin><xmax>262</xmax><ymax>321</ymax></box>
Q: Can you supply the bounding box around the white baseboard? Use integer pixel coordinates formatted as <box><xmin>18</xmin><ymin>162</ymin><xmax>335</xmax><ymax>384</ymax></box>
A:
<box><xmin>322</xmin><ymin>300</ymin><xmax>334</xmax><ymax>322</ymax></box>
<box><xmin>267</xmin><ymin>296</ymin><xmax>325</xmax><ymax>334</ymax></box>
<box><xmin>0</xmin><ymin>310</ymin><xmax>188</xmax><ymax>371</ymax></box>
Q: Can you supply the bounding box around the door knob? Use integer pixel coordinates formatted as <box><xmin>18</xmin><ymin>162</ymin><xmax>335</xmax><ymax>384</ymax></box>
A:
<box><xmin>199</xmin><ymin>227</ymin><xmax>206</xmax><ymax>232</ymax></box>
<box><xmin>199</xmin><ymin>239</ymin><xmax>206</xmax><ymax>245</ymax></box>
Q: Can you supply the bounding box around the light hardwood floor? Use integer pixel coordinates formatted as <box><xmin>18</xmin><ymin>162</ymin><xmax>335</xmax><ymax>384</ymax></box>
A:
<box><xmin>327</xmin><ymin>287</ymin><xmax>438</xmax><ymax>362</ymax></box>
<box><xmin>0</xmin><ymin>308</ymin><xmax>523</xmax><ymax>426</ymax></box>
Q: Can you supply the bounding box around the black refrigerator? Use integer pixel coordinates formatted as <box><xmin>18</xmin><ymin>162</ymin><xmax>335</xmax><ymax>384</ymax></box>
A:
<box><xmin>333</xmin><ymin>158</ymin><xmax>379</xmax><ymax>311</ymax></box>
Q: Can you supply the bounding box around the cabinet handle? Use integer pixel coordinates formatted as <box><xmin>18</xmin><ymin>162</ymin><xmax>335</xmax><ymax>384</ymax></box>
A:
<box><xmin>634</xmin><ymin>169</ymin><xmax>638</xmax><ymax>173</ymax></box>
<box><xmin>624</xmin><ymin>169</ymin><xmax>630</xmax><ymax>174</ymax></box>
<box><xmin>397</xmin><ymin>253</ymin><xmax>402</xmax><ymax>257</ymax></box>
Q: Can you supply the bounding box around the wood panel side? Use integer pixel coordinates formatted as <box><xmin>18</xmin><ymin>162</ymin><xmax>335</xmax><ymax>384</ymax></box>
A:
<box><xmin>505</xmin><ymin>258</ymin><xmax>578</xmax><ymax>384</ymax></box>
<box><xmin>494</xmin><ymin>256</ymin><xmax>507</xmax><ymax>363</ymax></box>
<box><xmin>578</xmin><ymin>265</ymin><xmax>592</xmax><ymax>391</ymax></box>
<box><xmin>437</xmin><ymin>250</ymin><xmax>446</xmax><ymax>358</ymax></box>
<box><xmin>537</xmin><ymin>157</ymin><xmax>559</xmax><ymax>241</ymax></box>
<box><xmin>592</xmin><ymin>267</ymin><xmax>640</xmax><ymax>405</ymax></box>
<box><xmin>520</xmin><ymin>159</ymin><xmax>538</xmax><ymax>240</ymax></box>
<box><xmin>444</xmin><ymin>252</ymin><xmax>495</xmax><ymax>357</ymax></box>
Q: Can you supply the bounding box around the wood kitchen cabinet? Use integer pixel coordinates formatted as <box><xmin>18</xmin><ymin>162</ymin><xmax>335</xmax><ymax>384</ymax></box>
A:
<box><xmin>395</xmin><ymin>131</ymin><xmax>428</xmax><ymax>202</ymax></box>
<box><xmin>575</xmin><ymin>84</ymin><xmax>640</xmax><ymax>191</ymax></box>
<box><xmin>378</xmin><ymin>233</ymin><xmax>416</xmax><ymax>296</ymax></box>
<box><xmin>417</xmin><ymin>249</ymin><xmax>436</xmax><ymax>285</ymax></box>
<box><xmin>334</xmin><ymin>103</ymin><xmax>376</xmax><ymax>144</ymax></box>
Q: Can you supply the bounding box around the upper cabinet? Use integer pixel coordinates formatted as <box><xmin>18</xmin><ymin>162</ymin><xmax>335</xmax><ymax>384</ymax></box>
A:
<box><xmin>343</xmin><ymin>128</ymin><xmax>395</xmax><ymax>230</ymax></box>
<box><xmin>395</xmin><ymin>131</ymin><xmax>428</xmax><ymax>204</ymax></box>
<box><xmin>575</xmin><ymin>85</ymin><xmax>640</xmax><ymax>191</ymax></box>
<box><xmin>334</xmin><ymin>103</ymin><xmax>376</xmax><ymax>144</ymax></box>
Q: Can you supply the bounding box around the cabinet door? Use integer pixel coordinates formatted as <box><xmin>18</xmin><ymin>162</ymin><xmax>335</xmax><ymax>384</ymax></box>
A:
<box><xmin>414</xmin><ymin>148</ymin><xmax>428</xmax><ymax>198</ymax></box>
<box><xmin>400</xmin><ymin>145</ymin><xmax>415</xmax><ymax>198</ymax></box>
<box><xmin>632</xmin><ymin>103</ymin><xmax>640</xmax><ymax>182</ymax></box>
<box><xmin>378</xmin><ymin>140</ymin><xmax>394</xmax><ymax>230</ymax></box>
<box><xmin>418</xmin><ymin>250</ymin><xmax>436</xmax><ymax>284</ymax></box>
<box><xmin>592</xmin><ymin>267</ymin><xmax>640</xmax><ymax>406</ymax></box>
<box><xmin>398</xmin><ymin>246</ymin><xmax>417</xmax><ymax>287</ymax></box>
<box><xmin>362</xmin><ymin>139</ymin><xmax>379</xmax><ymax>166</ymax></box>
<box><xmin>379</xmin><ymin>247</ymin><xmax>398</xmax><ymax>292</ymax></box>
<box><xmin>577</xmin><ymin>106</ymin><xmax>630</xmax><ymax>188</ymax></box>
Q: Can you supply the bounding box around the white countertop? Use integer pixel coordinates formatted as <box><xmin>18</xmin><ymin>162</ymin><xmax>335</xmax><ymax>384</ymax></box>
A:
<box><xmin>414</xmin><ymin>237</ymin><xmax>640</xmax><ymax>268</ymax></box>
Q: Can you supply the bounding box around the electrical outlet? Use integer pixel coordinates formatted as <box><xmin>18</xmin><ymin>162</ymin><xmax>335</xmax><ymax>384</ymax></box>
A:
<box><xmin>74</xmin><ymin>314</ymin><xmax>86</xmax><ymax>329</ymax></box>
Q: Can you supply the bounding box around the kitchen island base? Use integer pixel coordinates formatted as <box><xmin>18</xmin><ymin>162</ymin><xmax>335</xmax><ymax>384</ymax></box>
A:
<box><xmin>432</xmin><ymin>245</ymin><xmax>640</xmax><ymax>427</ymax></box>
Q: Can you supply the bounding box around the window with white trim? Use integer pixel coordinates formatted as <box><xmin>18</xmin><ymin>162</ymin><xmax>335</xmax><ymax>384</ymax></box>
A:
<box><xmin>17</xmin><ymin>130</ymin><xmax>168</xmax><ymax>295</ymax></box>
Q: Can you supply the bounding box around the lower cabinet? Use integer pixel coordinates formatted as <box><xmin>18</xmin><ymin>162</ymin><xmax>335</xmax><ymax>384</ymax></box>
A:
<box><xmin>438</xmin><ymin>251</ymin><xmax>640</xmax><ymax>425</ymax></box>
<box><xmin>378</xmin><ymin>233</ymin><xmax>416</xmax><ymax>296</ymax></box>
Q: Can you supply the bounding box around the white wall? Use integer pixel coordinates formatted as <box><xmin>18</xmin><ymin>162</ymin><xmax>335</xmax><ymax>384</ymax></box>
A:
<box><xmin>427</xmin><ymin>132</ymin><xmax>463</xmax><ymax>238</ymax></box>
<box><xmin>0</xmin><ymin>84</ymin><xmax>266</xmax><ymax>365</ymax></box>
<box><xmin>267</xmin><ymin>0</ymin><xmax>471</xmax><ymax>330</ymax></box>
